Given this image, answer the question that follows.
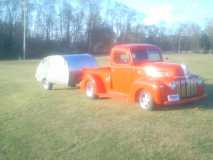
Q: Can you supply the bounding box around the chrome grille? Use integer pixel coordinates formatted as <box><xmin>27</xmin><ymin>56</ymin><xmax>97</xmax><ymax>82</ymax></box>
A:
<box><xmin>175</xmin><ymin>79</ymin><xmax>197</xmax><ymax>98</ymax></box>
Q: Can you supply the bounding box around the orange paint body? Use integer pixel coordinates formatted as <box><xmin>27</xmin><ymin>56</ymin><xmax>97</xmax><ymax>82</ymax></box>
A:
<box><xmin>80</xmin><ymin>44</ymin><xmax>207</xmax><ymax>108</ymax></box>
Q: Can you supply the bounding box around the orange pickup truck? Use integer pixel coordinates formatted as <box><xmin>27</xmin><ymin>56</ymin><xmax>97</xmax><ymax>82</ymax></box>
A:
<box><xmin>80</xmin><ymin>44</ymin><xmax>207</xmax><ymax>110</ymax></box>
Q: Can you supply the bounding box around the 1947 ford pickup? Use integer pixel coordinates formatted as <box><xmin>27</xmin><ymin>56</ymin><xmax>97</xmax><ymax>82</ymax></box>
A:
<box><xmin>80</xmin><ymin>44</ymin><xmax>207</xmax><ymax>110</ymax></box>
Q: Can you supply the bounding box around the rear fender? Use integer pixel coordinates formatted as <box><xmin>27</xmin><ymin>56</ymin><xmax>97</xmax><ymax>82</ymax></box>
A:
<box><xmin>129</xmin><ymin>80</ymin><xmax>162</xmax><ymax>105</ymax></box>
<box><xmin>80</xmin><ymin>73</ymin><xmax>106</xmax><ymax>94</ymax></box>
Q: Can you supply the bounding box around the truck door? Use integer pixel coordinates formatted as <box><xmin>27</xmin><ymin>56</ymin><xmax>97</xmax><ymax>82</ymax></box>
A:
<box><xmin>111</xmin><ymin>50</ymin><xmax>134</xmax><ymax>94</ymax></box>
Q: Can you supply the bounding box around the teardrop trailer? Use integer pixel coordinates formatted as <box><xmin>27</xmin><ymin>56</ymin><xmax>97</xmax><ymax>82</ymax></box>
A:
<box><xmin>36</xmin><ymin>44</ymin><xmax>207</xmax><ymax>110</ymax></box>
<box><xmin>35</xmin><ymin>54</ymin><xmax>97</xmax><ymax>90</ymax></box>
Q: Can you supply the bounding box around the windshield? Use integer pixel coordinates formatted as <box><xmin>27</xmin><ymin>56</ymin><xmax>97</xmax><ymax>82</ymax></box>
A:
<box><xmin>132</xmin><ymin>49</ymin><xmax>162</xmax><ymax>63</ymax></box>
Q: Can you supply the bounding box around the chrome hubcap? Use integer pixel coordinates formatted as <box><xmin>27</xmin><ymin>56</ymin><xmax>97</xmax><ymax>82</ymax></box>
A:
<box><xmin>43</xmin><ymin>80</ymin><xmax>49</xmax><ymax>90</ymax></box>
<box><xmin>86</xmin><ymin>82</ymin><xmax>94</xmax><ymax>98</ymax></box>
<box><xmin>139</xmin><ymin>91</ymin><xmax>151</xmax><ymax>109</ymax></box>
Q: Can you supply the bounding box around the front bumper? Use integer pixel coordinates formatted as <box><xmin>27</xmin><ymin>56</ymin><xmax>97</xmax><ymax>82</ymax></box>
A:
<box><xmin>161</xmin><ymin>94</ymin><xmax>207</xmax><ymax>107</ymax></box>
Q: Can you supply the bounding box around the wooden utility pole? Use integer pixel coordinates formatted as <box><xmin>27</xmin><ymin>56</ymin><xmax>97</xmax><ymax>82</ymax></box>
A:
<box><xmin>178</xmin><ymin>34</ymin><xmax>181</xmax><ymax>54</ymax></box>
<box><xmin>22</xmin><ymin>0</ymin><xmax>27</xmax><ymax>59</ymax></box>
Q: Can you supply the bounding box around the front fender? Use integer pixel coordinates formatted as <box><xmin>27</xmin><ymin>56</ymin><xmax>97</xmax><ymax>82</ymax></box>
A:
<box><xmin>129</xmin><ymin>79</ymin><xmax>163</xmax><ymax>105</ymax></box>
<box><xmin>80</xmin><ymin>73</ymin><xmax>106</xmax><ymax>94</ymax></box>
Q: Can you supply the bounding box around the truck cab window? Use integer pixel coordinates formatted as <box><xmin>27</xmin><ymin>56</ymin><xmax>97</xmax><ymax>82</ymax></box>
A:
<box><xmin>147</xmin><ymin>50</ymin><xmax>161</xmax><ymax>61</ymax></box>
<box><xmin>132</xmin><ymin>49</ymin><xmax>161</xmax><ymax>64</ymax></box>
<box><xmin>114</xmin><ymin>52</ymin><xmax>129</xmax><ymax>64</ymax></box>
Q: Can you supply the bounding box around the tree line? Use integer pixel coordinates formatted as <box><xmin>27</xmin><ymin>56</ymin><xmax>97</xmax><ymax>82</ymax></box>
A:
<box><xmin>0</xmin><ymin>0</ymin><xmax>213</xmax><ymax>59</ymax></box>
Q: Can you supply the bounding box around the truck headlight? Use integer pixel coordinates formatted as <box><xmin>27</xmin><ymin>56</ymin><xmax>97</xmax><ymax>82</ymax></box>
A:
<box><xmin>144</xmin><ymin>66</ymin><xmax>168</xmax><ymax>78</ymax></box>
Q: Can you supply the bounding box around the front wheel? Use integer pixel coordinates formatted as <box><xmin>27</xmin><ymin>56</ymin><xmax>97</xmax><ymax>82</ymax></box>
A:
<box><xmin>138</xmin><ymin>90</ymin><xmax>154</xmax><ymax>111</ymax></box>
<box><xmin>85</xmin><ymin>80</ymin><xmax>97</xmax><ymax>99</ymax></box>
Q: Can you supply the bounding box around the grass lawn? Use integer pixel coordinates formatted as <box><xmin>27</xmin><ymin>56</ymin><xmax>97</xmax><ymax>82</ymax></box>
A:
<box><xmin>0</xmin><ymin>54</ymin><xmax>213</xmax><ymax>160</ymax></box>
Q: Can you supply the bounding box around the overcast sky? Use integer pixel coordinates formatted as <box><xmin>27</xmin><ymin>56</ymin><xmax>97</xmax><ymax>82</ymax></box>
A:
<box><xmin>116</xmin><ymin>0</ymin><xmax>213</xmax><ymax>27</ymax></box>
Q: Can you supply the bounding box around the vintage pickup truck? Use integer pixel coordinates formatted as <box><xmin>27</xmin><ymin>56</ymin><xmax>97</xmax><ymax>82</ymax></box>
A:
<box><xmin>80</xmin><ymin>44</ymin><xmax>207</xmax><ymax>110</ymax></box>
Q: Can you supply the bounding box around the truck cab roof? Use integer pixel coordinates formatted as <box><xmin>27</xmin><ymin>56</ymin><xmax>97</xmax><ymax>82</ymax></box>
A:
<box><xmin>112</xmin><ymin>43</ymin><xmax>160</xmax><ymax>51</ymax></box>
<box><xmin>110</xmin><ymin>43</ymin><xmax>162</xmax><ymax>65</ymax></box>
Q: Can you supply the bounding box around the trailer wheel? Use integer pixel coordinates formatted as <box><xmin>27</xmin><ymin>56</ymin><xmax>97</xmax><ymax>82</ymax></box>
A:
<box><xmin>42</xmin><ymin>79</ymin><xmax>53</xmax><ymax>90</ymax></box>
<box><xmin>138</xmin><ymin>90</ymin><xmax>154</xmax><ymax>111</ymax></box>
<box><xmin>85</xmin><ymin>80</ymin><xmax>97</xmax><ymax>99</ymax></box>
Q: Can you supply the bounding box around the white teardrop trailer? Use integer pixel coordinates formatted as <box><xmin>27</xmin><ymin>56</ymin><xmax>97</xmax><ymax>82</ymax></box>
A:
<box><xmin>35</xmin><ymin>54</ymin><xmax>97</xmax><ymax>90</ymax></box>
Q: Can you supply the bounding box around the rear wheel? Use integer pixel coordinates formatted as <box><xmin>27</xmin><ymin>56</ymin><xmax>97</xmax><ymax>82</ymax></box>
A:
<box><xmin>42</xmin><ymin>79</ymin><xmax>53</xmax><ymax>90</ymax></box>
<box><xmin>85</xmin><ymin>80</ymin><xmax>97</xmax><ymax>99</ymax></box>
<box><xmin>138</xmin><ymin>90</ymin><xmax>154</xmax><ymax>111</ymax></box>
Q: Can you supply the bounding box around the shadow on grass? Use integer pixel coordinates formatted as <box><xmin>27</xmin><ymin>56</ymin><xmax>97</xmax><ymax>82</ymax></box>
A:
<box><xmin>53</xmin><ymin>86</ymin><xmax>79</xmax><ymax>91</ymax></box>
<box><xmin>197</xmin><ymin>83</ymin><xmax>213</xmax><ymax>110</ymax></box>
<box><xmin>50</xmin><ymin>83</ymin><xmax>213</xmax><ymax>111</ymax></box>
<box><xmin>156</xmin><ymin>83</ymin><xmax>213</xmax><ymax>111</ymax></box>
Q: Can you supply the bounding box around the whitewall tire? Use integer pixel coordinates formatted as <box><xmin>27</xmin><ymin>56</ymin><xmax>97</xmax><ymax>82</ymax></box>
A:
<box><xmin>42</xmin><ymin>79</ymin><xmax>53</xmax><ymax>90</ymax></box>
<box><xmin>138</xmin><ymin>90</ymin><xmax>154</xmax><ymax>111</ymax></box>
<box><xmin>86</xmin><ymin>81</ymin><xmax>97</xmax><ymax>99</ymax></box>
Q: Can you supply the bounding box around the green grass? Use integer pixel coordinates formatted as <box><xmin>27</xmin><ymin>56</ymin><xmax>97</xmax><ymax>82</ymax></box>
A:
<box><xmin>0</xmin><ymin>54</ymin><xmax>213</xmax><ymax>160</ymax></box>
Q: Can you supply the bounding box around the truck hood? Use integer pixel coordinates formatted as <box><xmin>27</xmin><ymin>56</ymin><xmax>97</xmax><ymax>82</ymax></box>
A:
<box><xmin>141</xmin><ymin>62</ymin><xmax>185</xmax><ymax>77</ymax></box>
